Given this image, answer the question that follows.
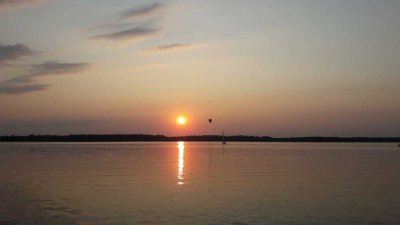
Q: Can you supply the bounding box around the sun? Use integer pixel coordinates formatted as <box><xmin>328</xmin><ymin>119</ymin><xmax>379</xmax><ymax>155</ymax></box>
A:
<box><xmin>176</xmin><ymin>116</ymin><xmax>187</xmax><ymax>125</ymax></box>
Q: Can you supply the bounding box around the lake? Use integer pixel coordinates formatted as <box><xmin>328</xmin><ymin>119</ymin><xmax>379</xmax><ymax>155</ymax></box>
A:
<box><xmin>0</xmin><ymin>142</ymin><xmax>399</xmax><ymax>225</ymax></box>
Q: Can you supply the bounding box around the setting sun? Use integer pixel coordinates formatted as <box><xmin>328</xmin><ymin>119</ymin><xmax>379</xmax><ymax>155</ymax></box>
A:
<box><xmin>176</xmin><ymin>116</ymin><xmax>187</xmax><ymax>125</ymax></box>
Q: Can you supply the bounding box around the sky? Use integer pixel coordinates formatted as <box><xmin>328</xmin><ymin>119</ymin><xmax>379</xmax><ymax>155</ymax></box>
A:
<box><xmin>0</xmin><ymin>0</ymin><xmax>399</xmax><ymax>137</ymax></box>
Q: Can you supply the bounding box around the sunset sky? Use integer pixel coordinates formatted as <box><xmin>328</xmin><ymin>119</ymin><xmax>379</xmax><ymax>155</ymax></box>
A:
<box><xmin>0</xmin><ymin>0</ymin><xmax>399</xmax><ymax>136</ymax></box>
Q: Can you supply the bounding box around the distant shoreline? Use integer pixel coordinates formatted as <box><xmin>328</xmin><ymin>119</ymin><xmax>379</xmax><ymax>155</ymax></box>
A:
<box><xmin>0</xmin><ymin>134</ymin><xmax>399</xmax><ymax>142</ymax></box>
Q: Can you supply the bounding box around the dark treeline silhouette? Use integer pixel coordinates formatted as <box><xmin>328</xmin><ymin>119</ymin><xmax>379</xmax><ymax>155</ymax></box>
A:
<box><xmin>0</xmin><ymin>134</ymin><xmax>400</xmax><ymax>142</ymax></box>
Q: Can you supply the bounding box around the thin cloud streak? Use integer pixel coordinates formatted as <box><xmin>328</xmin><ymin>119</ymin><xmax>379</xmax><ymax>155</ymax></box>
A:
<box><xmin>0</xmin><ymin>83</ymin><xmax>49</xmax><ymax>94</ymax></box>
<box><xmin>91</xmin><ymin>21</ymin><xmax>145</xmax><ymax>32</ymax></box>
<box><xmin>5</xmin><ymin>61</ymin><xmax>90</xmax><ymax>83</ymax></box>
<box><xmin>120</xmin><ymin>3</ymin><xmax>164</xmax><ymax>20</ymax></box>
<box><xmin>144</xmin><ymin>43</ymin><xmax>194</xmax><ymax>52</ymax></box>
<box><xmin>0</xmin><ymin>44</ymin><xmax>36</xmax><ymax>64</ymax></box>
<box><xmin>0</xmin><ymin>61</ymin><xmax>90</xmax><ymax>95</ymax></box>
<box><xmin>29</xmin><ymin>61</ymin><xmax>89</xmax><ymax>77</ymax></box>
<box><xmin>92</xmin><ymin>26</ymin><xmax>160</xmax><ymax>41</ymax></box>
<box><xmin>0</xmin><ymin>43</ymin><xmax>90</xmax><ymax>95</ymax></box>
<box><xmin>90</xmin><ymin>17</ymin><xmax>160</xmax><ymax>32</ymax></box>
<box><xmin>90</xmin><ymin>2</ymin><xmax>165</xmax><ymax>43</ymax></box>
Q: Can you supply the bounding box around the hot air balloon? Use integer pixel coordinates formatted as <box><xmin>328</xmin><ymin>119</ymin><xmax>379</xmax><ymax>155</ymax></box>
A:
<box><xmin>208</xmin><ymin>119</ymin><xmax>212</xmax><ymax>123</ymax></box>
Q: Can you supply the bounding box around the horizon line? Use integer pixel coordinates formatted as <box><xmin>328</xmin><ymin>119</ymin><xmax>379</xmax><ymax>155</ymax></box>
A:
<box><xmin>1</xmin><ymin>134</ymin><xmax>399</xmax><ymax>143</ymax></box>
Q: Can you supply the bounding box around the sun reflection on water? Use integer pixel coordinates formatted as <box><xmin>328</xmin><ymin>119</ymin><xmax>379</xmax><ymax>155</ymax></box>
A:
<box><xmin>177</xmin><ymin>141</ymin><xmax>185</xmax><ymax>185</ymax></box>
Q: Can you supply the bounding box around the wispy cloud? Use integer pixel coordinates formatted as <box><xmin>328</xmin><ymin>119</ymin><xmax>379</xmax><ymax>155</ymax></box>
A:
<box><xmin>91</xmin><ymin>21</ymin><xmax>146</xmax><ymax>32</ymax></box>
<box><xmin>0</xmin><ymin>44</ymin><xmax>36</xmax><ymax>65</ymax></box>
<box><xmin>144</xmin><ymin>43</ymin><xmax>194</xmax><ymax>52</ymax></box>
<box><xmin>0</xmin><ymin>0</ymin><xmax>42</xmax><ymax>9</ymax></box>
<box><xmin>29</xmin><ymin>61</ymin><xmax>89</xmax><ymax>77</ymax></box>
<box><xmin>120</xmin><ymin>3</ymin><xmax>164</xmax><ymax>20</ymax></box>
<box><xmin>0</xmin><ymin>61</ymin><xmax>90</xmax><ymax>95</ymax></box>
<box><xmin>91</xmin><ymin>2</ymin><xmax>165</xmax><ymax>43</ymax></box>
<box><xmin>93</xmin><ymin>26</ymin><xmax>160</xmax><ymax>41</ymax></box>
<box><xmin>0</xmin><ymin>83</ymin><xmax>49</xmax><ymax>94</ymax></box>
<box><xmin>0</xmin><ymin>43</ymin><xmax>90</xmax><ymax>95</ymax></box>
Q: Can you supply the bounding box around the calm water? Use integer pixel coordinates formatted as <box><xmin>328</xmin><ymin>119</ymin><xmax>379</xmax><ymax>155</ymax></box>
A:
<box><xmin>0</xmin><ymin>142</ymin><xmax>399</xmax><ymax>225</ymax></box>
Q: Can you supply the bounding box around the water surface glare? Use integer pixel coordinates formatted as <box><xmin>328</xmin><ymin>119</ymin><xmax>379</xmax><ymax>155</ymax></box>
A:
<box><xmin>1</xmin><ymin>142</ymin><xmax>399</xmax><ymax>225</ymax></box>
